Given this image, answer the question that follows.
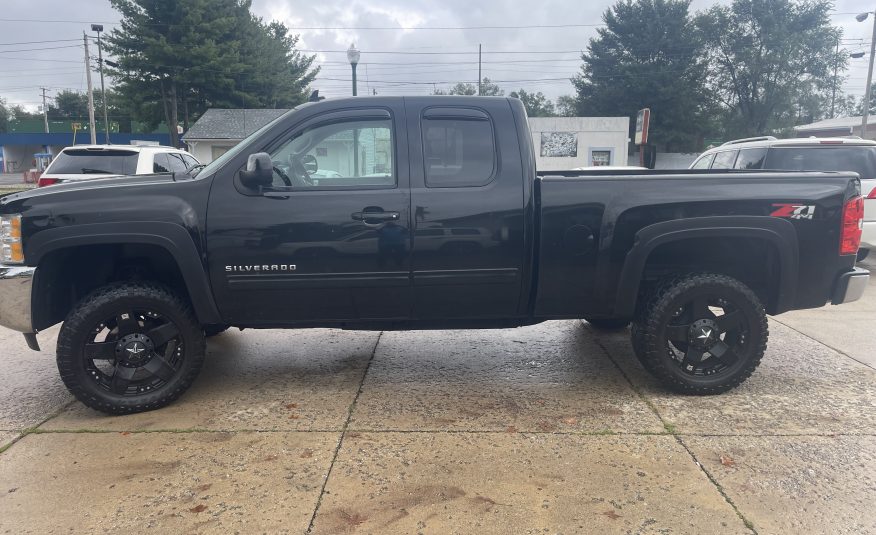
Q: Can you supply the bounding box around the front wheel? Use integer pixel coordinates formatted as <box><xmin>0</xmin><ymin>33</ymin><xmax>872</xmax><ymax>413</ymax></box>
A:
<box><xmin>56</xmin><ymin>282</ymin><xmax>206</xmax><ymax>414</ymax></box>
<box><xmin>634</xmin><ymin>273</ymin><xmax>767</xmax><ymax>395</ymax></box>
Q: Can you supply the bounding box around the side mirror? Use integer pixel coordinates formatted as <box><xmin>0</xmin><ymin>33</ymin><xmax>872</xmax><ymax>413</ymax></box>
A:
<box><xmin>239</xmin><ymin>152</ymin><xmax>273</xmax><ymax>189</ymax></box>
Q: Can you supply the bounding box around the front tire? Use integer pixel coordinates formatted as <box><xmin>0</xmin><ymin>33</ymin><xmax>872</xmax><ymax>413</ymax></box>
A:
<box><xmin>635</xmin><ymin>273</ymin><xmax>767</xmax><ymax>395</ymax></box>
<box><xmin>56</xmin><ymin>282</ymin><xmax>206</xmax><ymax>414</ymax></box>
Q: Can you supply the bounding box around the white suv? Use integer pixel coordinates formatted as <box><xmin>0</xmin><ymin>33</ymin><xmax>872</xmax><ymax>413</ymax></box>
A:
<box><xmin>38</xmin><ymin>145</ymin><xmax>201</xmax><ymax>187</ymax></box>
<box><xmin>690</xmin><ymin>136</ymin><xmax>876</xmax><ymax>260</ymax></box>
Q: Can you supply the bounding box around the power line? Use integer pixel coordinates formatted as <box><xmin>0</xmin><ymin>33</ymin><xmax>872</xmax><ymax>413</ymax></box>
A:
<box><xmin>0</xmin><ymin>38</ymin><xmax>82</xmax><ymax>46</ymax></box>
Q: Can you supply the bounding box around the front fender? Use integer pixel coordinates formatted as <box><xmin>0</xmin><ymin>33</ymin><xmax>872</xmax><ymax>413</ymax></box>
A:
<box><xmin>27</xmin><ymin>221</ymin><xmax>221</xmax><ymax>324</ymax></box>
<box><xmin>614</xmin><ymin>216</ymin><xmax>799</xmax><ymax>317</ymax></box>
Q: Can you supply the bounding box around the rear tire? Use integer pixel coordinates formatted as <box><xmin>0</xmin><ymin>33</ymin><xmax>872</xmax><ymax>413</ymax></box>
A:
<box><xmin>858</xmin><ymin>248</ymin><xmax>870</xmax><ymax>262</ymax></box>
<box><xmin>636</xmin><ymin>273</ymin><xmax>767</xmax><ymax>395</ymax></box>
<box><xmin>56</xmin><ymin>282</ymin><xmax>206</xmax><ymax>414</ymax></box>
<box><xmin>584</xmin><ymin>318</ymin><xmax>630</xmax><ymax>331</ymax></box>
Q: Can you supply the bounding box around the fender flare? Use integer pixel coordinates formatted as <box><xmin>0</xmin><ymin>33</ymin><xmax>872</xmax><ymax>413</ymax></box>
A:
<box><xmin>614</xmin><ymin>216</ymin><xmax>799</xmax><ymax>317</ymax></box>
<box><xmin>27</xmin><ymin>222</ymin><xmax>222</xmax><ymax>324</ymax></box>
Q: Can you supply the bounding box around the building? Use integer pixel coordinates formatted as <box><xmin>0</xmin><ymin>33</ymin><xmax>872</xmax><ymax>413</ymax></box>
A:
<box><xmin>528</xmin><ymin>116</ymin><xmax>629</xmax><ymax>171</ymax></box>
<box><xmin>793</xmin><ymin>116</ymin><xmax>876</xmax><ymax>140</ymax></box>
<box><xmin>183</xmin><ymin>108</ymin><xmax>632</xmax><ymax>168</ymax></box>
<box><xmin>181</xmin><ymin>109</ymin><xmax>288</xmax><ymax>163</ymax></box>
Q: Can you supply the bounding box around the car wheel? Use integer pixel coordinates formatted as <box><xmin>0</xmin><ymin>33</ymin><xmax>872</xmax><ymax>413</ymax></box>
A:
<box><xmin>584</xmin><ymin>318</ymin><xmax>630</xmax><ymax>330</ymax></box>
<box><xmin>56</xmin><ymin>282</ymin><xmax>206</xmax><ymax>414</ymax></box>
<box><xmin>857</xmin><ymin>248</ymin><xmax>870</xmax><ymax>262</ymax></box>
<box><xmin>637</xmin><ymin>273</ymin><xmax>767</xmax><ymax>394</ymax></box>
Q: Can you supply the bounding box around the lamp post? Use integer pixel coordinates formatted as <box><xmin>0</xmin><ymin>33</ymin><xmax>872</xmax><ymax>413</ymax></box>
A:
<box><xmin>856</xmin><ymin>11</ymin><xmax>876</xmax><ymax>138</ymax></box>
<box><xmin>347</xmin><ymin>43</ymin><xmax>360</xmax><ymax>96</ymax></box>
<box><xmin>91</xmin><ymin>24</ymin><xmax>110</xmax><ymax>144</ymax></box>
<box><xmin>347</xmin><ymin>44</ymin><xmax>360</xmax><ymax>176</ymax></box>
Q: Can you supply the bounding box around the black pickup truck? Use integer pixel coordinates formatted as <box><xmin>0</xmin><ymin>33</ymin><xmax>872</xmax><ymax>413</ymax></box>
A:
<box><xmin>0</xmin><ymin>96</ymin><xmax>868</xmax><ymax>414</ymax></box>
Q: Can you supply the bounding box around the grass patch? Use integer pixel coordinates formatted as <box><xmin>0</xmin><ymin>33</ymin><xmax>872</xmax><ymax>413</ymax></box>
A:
<box><xmin>663</xmin><ymin>422</ymin><xmax>678</xmax><ymax>434</ymax></box>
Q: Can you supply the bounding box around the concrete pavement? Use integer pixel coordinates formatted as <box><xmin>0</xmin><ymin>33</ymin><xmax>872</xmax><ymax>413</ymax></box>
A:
<box><xmin>0</xmin><ymin>298</ymin><xmax>874</xmax><ymax>532</ymax></box>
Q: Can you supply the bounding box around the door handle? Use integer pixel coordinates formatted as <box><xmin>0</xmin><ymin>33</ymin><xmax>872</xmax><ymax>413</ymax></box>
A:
<box><xmin>351</xmin><ymin>211</ymin><xmax>400</xmax><ymax>222</ymax></box>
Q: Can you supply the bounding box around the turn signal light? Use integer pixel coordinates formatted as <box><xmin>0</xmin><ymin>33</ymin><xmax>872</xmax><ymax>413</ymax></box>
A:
<box><xmin>840</xmin><ymin>196</ymin><xmax>864</xmax><ymax>256</ymax></box>
<box><xmin>37</xmin><ymin>177</ymin><xmax>59</xmax><ymax>187</ymax></box>
<box><xmin>0</xmin><ymin>214</ymin><xmax>23</xmax><ymax>263</ymax></box>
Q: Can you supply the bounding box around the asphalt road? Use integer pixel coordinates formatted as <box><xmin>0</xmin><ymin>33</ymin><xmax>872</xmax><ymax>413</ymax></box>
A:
<box><xmin>0</xmin><ymin>278</ymin><xmax>874</xmax><ymax>533</ymax></box>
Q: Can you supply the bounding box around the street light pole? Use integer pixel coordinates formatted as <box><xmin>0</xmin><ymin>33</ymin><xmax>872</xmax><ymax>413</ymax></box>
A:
<box><xmin>858</xmin><ymin>10</ymin><xmax>876</xmax><ymax>138</ymax></box>
<box><xmin>92</xmin><ymin>24</ymin><xmax>110</xmax><ymax>144</ymax></box>
<box><xmin>347</xmin><ymin>44</ymin><xmax>361</xmax><ymax>176</ymax></box>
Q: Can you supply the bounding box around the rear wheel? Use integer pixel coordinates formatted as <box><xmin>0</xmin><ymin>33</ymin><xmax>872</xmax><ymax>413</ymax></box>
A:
<box><xmin>635</xmin><ymin>273</ymin><xmax>767</xmax><ymax>394</ymax></box>
<box><xmin>56</xmin><ymin>282</ymin><xmax>206</xmax><ymax>414</ymax></box>
<box><xmin>858</xmin><ymin>248</ymin><xmax>870</xmax><ymax>262</ymax></box>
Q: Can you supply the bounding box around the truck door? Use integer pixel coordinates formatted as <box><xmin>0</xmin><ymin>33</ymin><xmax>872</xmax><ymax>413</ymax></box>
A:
<box><xmin>405</xmin><ymin>99</ymin><xmax>526</xmax><ymax>319</ymax></box>
<box><xmin>205</xmin><ymin>105</ymin><xmax>412</xmax><ymax>324</ymax></box>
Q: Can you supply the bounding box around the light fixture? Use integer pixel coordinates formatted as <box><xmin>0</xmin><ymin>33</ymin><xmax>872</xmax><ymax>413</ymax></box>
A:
<box><xmin>857</xmin><ymin>12</ymin><xmax>870</xmax><ymax>23</ymax></box>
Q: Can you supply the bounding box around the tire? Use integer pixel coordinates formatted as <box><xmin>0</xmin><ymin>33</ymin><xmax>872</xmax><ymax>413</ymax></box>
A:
<box><xmin>204</xmin><ymin>324</ymin><xmax>230</xmax><ymax>337</ymax></box>
<box><xmin>56</xmin><ymin>282</ymin><xmax>206</xmax><ymax>415</ymax></box>
<box><xmin>637</xmin><ymin>273</ymin><xmax>767</xmax><ymax>395</ymax></box>
<box><xmin>858</xmin><ymin>248</ymin><xmax>870</xmax><ymax>262</ymax></box>
<box><xmin>584</xmin><ymin>318</ymin><xmax>630</xmax><ymax>331</ymax></box>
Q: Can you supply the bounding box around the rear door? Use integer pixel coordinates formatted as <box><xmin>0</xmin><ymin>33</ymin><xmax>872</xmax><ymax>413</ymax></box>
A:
<box><xmin>405</xmin><ymin>98</ymin><xmax>526</xmax><ymax>319</ymax></box>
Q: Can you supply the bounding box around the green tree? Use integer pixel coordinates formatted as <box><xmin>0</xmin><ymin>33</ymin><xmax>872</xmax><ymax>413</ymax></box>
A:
<box><xmin>0</xmin><ymin>98</ymin><xmax>9</xmax><ymax>133</ymax></box>
<box><xmin>433</xmin><ymin>77</ymin><xmax>505</xmax><ymax>96</ymax></box>
<box><xmin>509</xmin><ymin>89</ymin><xmax>556</xmax><ymax>117</ymax></box>
<box><xmin>572</xmin><ymin>0</ymin><xmax>712</xmax><ymax>151</ymax></box>
<box><xmin>697</xmin><ymin>0</ymin><xmax>843</xmax><ymax>137</ymax></box>
<box><xmin>555</xmin><ymin>95</ymin><xmax>577</xmax><ymax>117</ymax></box>
<box><xmin>106</xmin><ymin>0</ymin><xmax>317</xmax><ymax>146</ymax></box>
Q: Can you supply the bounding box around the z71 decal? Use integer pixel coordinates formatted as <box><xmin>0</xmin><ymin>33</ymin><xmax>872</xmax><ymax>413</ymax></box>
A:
<box><xmin>771</xmin><ymin>203</ymin><xmax>815</xmax><ymax>220</ymax></box>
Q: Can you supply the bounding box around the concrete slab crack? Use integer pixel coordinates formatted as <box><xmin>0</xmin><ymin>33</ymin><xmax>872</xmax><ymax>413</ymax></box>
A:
<box><xmin>305</xmin><ymin>331</ymin><xmax>383</xmax><ymax>534</ymax></box>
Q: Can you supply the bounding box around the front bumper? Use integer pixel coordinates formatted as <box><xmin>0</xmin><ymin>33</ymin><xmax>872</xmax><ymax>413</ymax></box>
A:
<box><xmin>0</xmin><ymin>264</ymin><xmax>35</xmax><ymax>333</ymax></box>
<box><xmin>832</xmin><ymin>267</ymin><xmax>869</xmax><ymax>305</ymax></box>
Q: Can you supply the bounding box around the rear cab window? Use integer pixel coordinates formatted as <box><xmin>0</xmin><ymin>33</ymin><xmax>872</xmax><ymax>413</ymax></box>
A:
<box><xmin>422</xmin><ymin>108</ymin><xmax>496</xmax><ymax>188</ymax></box>
<box><xmin>47</xmin><ymin>149</ymin><xmax>139</xmax><ymax>175</ymax></box>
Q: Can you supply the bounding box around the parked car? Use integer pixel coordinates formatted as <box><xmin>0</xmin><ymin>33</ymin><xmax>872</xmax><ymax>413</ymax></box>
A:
<box><xmin>37</xmin><ymin>145</ymin><xmax>201</xmax><ymax>187</ymax></box>
<box><xmin>690</xmin><ymin>136</ymin><xmax>876</xmax><ymax>260</ymax></box>
<box><xmin>0</xmin><ymin>96</ymin><xmax>867</xmax><ymax>414</ymax></box>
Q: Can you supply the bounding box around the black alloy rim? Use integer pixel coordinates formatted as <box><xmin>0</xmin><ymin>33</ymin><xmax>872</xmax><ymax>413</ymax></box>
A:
<box><xmin>663</xmin><ymin>293</ymin><xmax>749</xmax><ymax>377</ymax></box>
<box><xmin>82</xmin><ymin>309</ymin><xmax>184</xmax><ymax>395</ymax></box>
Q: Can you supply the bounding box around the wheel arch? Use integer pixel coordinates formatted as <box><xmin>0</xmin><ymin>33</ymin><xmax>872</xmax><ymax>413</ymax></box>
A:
<box><xmin>614</xmin><ymin>216</ymin><xmax>798</xmax><ymax>317</ymax></box>
<box><xmin>28</xmin><ymin>222</ymin><xmax>221</xmax><ymax>330</ymax></box>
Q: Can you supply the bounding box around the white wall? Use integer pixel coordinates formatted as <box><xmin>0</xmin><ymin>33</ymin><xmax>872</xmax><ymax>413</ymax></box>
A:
<box><xmin>628</xmin><ymin>152</ymin><xmax>699</xmax><ymax>169</ymax></box>
<box><xmin>185</xmin><ymin>140</ymin><xmax>239</xmax><ymax>164</ymax></box>
<box><xmin>527</xmin><ymin>117</ymin><xmax>629</xmax><ymax>171</ymax></box>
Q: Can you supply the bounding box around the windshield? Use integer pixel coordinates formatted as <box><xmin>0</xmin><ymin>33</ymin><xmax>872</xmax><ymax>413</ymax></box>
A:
<box><xmin>195</xmin><ymin>108</ymin><xmax>297</xmax><ymax>177</ymax></box>
<box><xmin>763</xmin><ymin>146</ymin><xmax>876</xmax><ymax>179</ymax></box>
<box><xmin>47</xmin><ymin>149</ymin><xmax>139</xmax><ymax>175</ymax></box>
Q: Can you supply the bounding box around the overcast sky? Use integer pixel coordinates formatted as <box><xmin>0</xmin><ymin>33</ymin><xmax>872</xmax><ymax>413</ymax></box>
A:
<box><xmin>0</xmin><ymin>0</ymin><xmax>872</xmax><ymax>109</ymax></box>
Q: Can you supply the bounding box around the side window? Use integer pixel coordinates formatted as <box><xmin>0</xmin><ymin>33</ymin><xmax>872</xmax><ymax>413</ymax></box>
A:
<box><xmin>269</xmin><ymin>118</ymin><xmax>394</xmax><ymax>188</ymax></box>
<box><xmin>711</xmin><ymin>150</ymin><xmax>738</xmax><ymax>169</ymax></box>
<box><xmin>690</xmin><ymin>154</ymin><xmax>715</xmax><ymax>169</ymax></box>
<box><xmin>423</xmin><ymin>117</ymin><xmax>495</xmax><ymax>188</ymax></box>
<box><xmin>181</xmin><ymin>154</ymin><xmax>199</xmax><ymax>169</ymax></box>
<box><xmin>734</xmin><ymin>148</ymin><xmax>767</xmax><ymax>169</ymax></box>
<box><xmin>153</xmin><ymin>153</ymin><xmax>170</xmax><ymax>173</ymax></box>
<box><xmin>165</xmin><ymin>153</ymin><xmax>188</xmax><ymax>172</ymax></box>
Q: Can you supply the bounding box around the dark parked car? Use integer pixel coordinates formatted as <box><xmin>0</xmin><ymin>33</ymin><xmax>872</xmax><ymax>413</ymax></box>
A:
<box><xmin>0</xmin><ymin>96</ymin><xmax>868</xmax><ymax>414</ymax></box>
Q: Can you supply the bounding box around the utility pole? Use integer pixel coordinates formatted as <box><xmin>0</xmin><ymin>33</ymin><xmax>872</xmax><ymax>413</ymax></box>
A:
<box><xmin>39</xmin><ymin>87</ymin><xmax>49</xmax><ymax>133</ymax></box>
<box><xmin>863</xmin><ymin>11</ymin><xmax>876</xmax><ymax>138</ymax></box>
<box><xmin>83</xmin><ymin>32</ymin><xmax>97</xmax><ymax>144</ymax></box>
<box><xmin>92</xmin><ymin>24</ymin><xmax>110</xmax><ymax>144</ymax></box>
<box><xmin>830</xmin><ymin>36</ymin><xmax>839</xmax><ymax>118</ymax></box>
<box><xmin>478</xmin><ymin>44</ymin><xmax>482</xmax><ymax>96</ymax></box>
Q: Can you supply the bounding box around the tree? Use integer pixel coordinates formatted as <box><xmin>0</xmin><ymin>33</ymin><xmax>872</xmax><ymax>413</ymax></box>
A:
<box><xmin>106</xmin><ymin>0</ymin><xmax>318</xmax><ymax>146</ymax></box>
<box><xmin>697</xmin><ymin>0</ymin><xmax>843</xmax><ymax>137</ymax></box>
<box><xmin>556</xmin><ymin>95</ymin><xmax>577</xmax><ymax>117</ymax></box>
<box><xmin>0</xmin><ymin>98</ymin><xmax>8</xmax><ymax>133</ymax></box>
<box><xmin>572</xmin><ymin>0</ymin><xmax>712</xmax><ymax>151</ymax></box>
<box><xmin>433</xmin><ymin>77</ymin><xmax>505</xmax><ymax>96</ymax></box>
<box><xmin>509</xmin><ymin>89</ymin><xmax>556</xmax><ymax>117</ymax></box>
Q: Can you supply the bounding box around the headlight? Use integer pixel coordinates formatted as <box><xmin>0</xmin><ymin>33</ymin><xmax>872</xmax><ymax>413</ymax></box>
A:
<box><xmin>0</xmin><ymin>214</ymin><xmax>23</xmax><ymax>264</ymax></box>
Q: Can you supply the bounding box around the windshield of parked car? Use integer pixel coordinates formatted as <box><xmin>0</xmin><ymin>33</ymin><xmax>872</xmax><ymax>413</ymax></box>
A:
<box><xmin>47</xmin><ymin>149</ymin><xmax>139</xmax><ymax>175</ymax></box>
<box><xmin>763</xmin><ymin>146</ymin><xmax>876</xmax><ymax>179</ymax></box>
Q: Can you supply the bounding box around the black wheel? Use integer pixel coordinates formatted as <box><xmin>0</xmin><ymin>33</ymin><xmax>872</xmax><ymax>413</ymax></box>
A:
<box><xmin>56</xmin><ymin>282</ymin><xmax>206</xmax><ymax>414</ymax></box>
<box><xmin>204</xmin><ymin>324</ymin><xmax>230</xmax><ymax>337</ymax></box>
<box><xmin>858</xmin><ymin>248</ymin><xmax>870</xmax><ymax>262</ymax></box>
<box><xmin>637</xmin><ymin>273</ymin><xmax>767</xmax><ymax>394</ymax></box>
<box><xmin>585</xmin><ymin>318</ymin><xmax>630</xmax><ymax>331</ymax></box>
<box><xmin>629</xmin><ymin>321</ymin><xmax>656</xmax><ymax>373</ymax></box>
